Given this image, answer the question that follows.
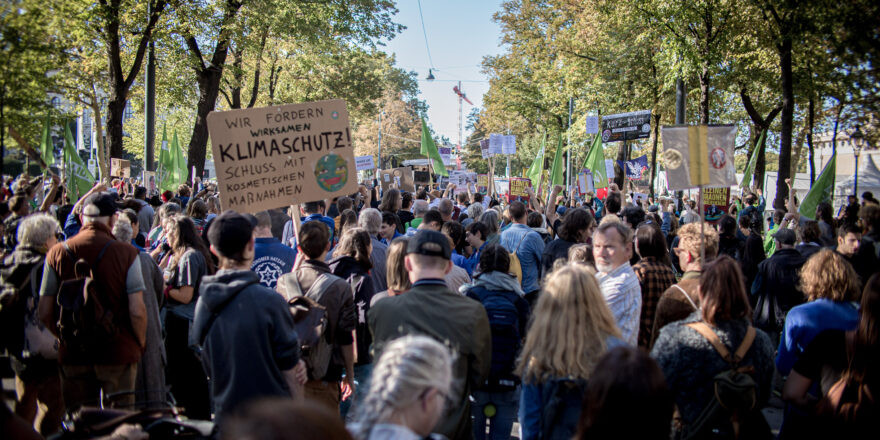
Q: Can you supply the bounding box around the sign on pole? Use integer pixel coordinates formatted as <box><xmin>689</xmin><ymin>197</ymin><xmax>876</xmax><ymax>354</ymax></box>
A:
<box><xmin>480</xmin><ymin>139</ymin><xmax>491</xmax><ymax>159</ymax></box>
<box><xmin>661</xmin><ymin>125</ymin><xmax>737</xmax><ymax>190</ymax></box>
<box><xmin>508</xmin><ymin>177</ymin><xmax>531</xmax><ymax>203</ymax></box>
<box><xmin>702</xmin><ymin>187</ymin><xmax>731</xmax><ymax>223</ymax></box>
<box><xmin>110</xmin><ymin>158</ymin><xmax>131</xmax><ymax>178</ymax></box>
<box><xmin>379</xmin><ymin>167</ymin><xmax>415</xmax><ymax>192</ymax></box>
<box><xmin>488</xmin><ymin>134</ymin><xmax>503</xmax><ymax>155</ymax></box>
<box><xmin>601</xmin><ymin>110</ymin><xmax>652</xmax><ymax>143</ymax></box>
<box><xmin>355</xmin><ymin>155</ymin><xmax>375</xmax><ymax>171</ymax></box>
<box><xmin>585</xmin><ymin>116</ymin><xmax>599</xmax><ymax>135</ymax></box>
<box><xmin>501</xmin><ymin>135</ymin><xmax>516</xmax><ymax>155</ymax></box>
<box><xmin>206</xmin><ymin>99</ymin><xmax>358</xmax><ymax>213</ymax></box>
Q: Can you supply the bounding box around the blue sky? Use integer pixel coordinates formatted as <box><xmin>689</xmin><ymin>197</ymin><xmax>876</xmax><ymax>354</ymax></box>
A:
<box><xmin>382</xmin><ymin>0</ymin><xmax>503</xmax><ymax>145</ymax></box>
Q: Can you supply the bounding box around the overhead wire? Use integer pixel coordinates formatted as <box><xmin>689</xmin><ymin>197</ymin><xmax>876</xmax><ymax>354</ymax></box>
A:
<box><xmin>417</xmin><ymin>0</ymin><xmax>435</xmax><ymax>69</ymax></box>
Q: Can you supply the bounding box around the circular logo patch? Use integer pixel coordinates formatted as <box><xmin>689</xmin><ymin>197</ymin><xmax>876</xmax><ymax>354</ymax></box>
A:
<box><xmin>315</xmin><ymin>154</ymin><xmax>348</xmax><ymax>192</ymax></box>
<box><xmin>663</xmin><ymin>149</ymin><xmax>683</xmax><ymax>169</ymax></box>
<box><xmin>710</xmin><ymin>147</ymin><xmax>727</xmax><ymax>169</ymax></box>
<box><xmin>330</xmin><ymin>111</ymin><xmax>339</xmax><ymax>120</ymax></box>
<box><xmin>602</xmin><ymin>129</ymin><xmax>612</xmax><ymax>142</ymax></box>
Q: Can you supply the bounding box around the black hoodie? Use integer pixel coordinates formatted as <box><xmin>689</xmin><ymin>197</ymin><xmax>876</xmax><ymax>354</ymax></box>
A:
<box><xmin>191</xmin><ymin>270</ymin><xmax>299</xmax><ymax>422</ymax></box>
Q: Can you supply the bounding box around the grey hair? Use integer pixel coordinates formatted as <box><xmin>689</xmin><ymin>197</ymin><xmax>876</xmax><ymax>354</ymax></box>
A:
<box><xmin>17</xmin><ymin>214</ymin><xmax>60</xmax><ymax>248</ymax></box>
<box><xmin>112</xmin><ymin>215</ymin><xmax>134</xmax><ymax>244</ymax></box>
<box><xmin>479</xmin><ymin>210</ymin><xmax>500</xmax><ymax>236</ymax></box>
<box><xmin>358</xmin><ymin>208</ymin><xmax>382</xmax><ymax>236</ymax></box>
<box><xmin>412</xmin><ymin>199</ymin><xmax>429</xmax><ymax>217</ymax></box>
<box><xmin>466</xmin><ymin>203</ymin><xmax>484</xmax><ymax>221</ymax></box>
<box><xmin>352</xmin><ymin>335</ymin><xmax>453</xmax><ymax>440</ymax></box>
<box><xmin>438</xmin><ymin>199</ymin><xmax>454</xmax><ymax>217</ymax></box>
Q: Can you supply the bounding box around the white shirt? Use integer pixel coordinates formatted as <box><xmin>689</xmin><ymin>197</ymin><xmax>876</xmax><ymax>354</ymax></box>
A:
<box><xmin>596</xmin><ymin>263</ymin><xmax>642</xmax><ymax>346</ymax></box>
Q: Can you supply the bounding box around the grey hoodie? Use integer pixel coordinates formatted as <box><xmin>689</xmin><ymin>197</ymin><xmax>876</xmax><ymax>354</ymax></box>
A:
<box><xmin>191</xmin><ymin>269</ymin><xmax>300</xmax><ymax>423</ymax></box>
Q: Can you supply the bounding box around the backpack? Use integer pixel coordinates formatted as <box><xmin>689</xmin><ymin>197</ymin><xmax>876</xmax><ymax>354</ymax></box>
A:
<box><xmin>681</xmin><ymin>322</ymin><xmax>772</xmax><ymax>440</ymax></box>
<box><xmin>276</xmin><ymin>272</ymin><xmax>334</xmax><ymax>381</ymax></box>
<box><xmin>508</xmin><ymin>233</ymin><xmax>528</xmax><ymax>284</ymax></box>
<box><xmin>472</xmin><ymin>287</ymin><xmax>521</xmax><ymax>391</ymax></box>
<box><xmin>56</xmin><ymin>241</ymin><xmax>118</xmax><ymax>356</ymax></box>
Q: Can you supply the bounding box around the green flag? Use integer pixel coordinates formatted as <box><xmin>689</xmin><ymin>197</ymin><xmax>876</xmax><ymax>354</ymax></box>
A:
<box><xmin>582</xmin><ymin>133</ymin><xmax>607</xmax><ymax>189</ymax></box>
<box><xmin>549</xmin><ymin>133</ymin><xmax>564</xmax><ymax>185</ymax></box>
<box><xmin>39</xmin><ymin>111</ymin><xmax>55</xmax><ymax>168</ymax></box>
<box><xmin>741</xmin><ymin>128</ymin><xmax>766</xmax><ymax>188</ymax></box>
<box><xmin>62</xmin><ymin>124</ymin><xmax>94</xmax><ymax>201</ymax></box>
<box><xmin>525</xmin><ymin>133</ymin><xmax>546</xmax><ymax>184</ymax></box>
<box><xmin>420</xmin><ymin>118</ymin><xmax>448</xmax><ymax>177</ymax></box>
<box><xmin>171</xmin><ymin>130</ymin><xmax>187</xmax><ymax>187</ymax></box>
<box><xmin>158</xmin><ymin>125</ymin><xmax>176</xmax><ymax>192</ymax></box>
<box><xmin>798</xmin><ymin>153</ymin><xmax>836</xmax><ymax>220</ymax></box>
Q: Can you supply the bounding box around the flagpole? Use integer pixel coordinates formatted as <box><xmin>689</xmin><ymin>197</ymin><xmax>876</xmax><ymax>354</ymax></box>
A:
<box><xmin>699</xmin><ymin>185</ymin><xmax>705</xmax><ymax>263</ymax></box>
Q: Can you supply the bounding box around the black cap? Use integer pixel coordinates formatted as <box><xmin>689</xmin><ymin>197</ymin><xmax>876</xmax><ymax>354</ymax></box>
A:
<box><xmin>207</xmin><ymin>210</ymin><xmax>255</xmax><ymax>258</ymax></box>
<box><xmin>406</xmin><ymin>230</ymin><xmax>451</xmax><ymax>260</ymax></box>
<box><xmin>83</xmin><ymin>192</ymin><xmax>118</xmax><ymax>217</ymax></box>
<box><xmin>772</xmin><ymin>227</ymin><xmax>796</xmax><ymax>246</ymax></box>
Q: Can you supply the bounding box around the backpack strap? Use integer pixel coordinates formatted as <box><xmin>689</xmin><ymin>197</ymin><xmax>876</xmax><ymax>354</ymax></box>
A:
<box><xmin>672</xmin><ymin>284</ymin><xmax>698</xmax><ymax>311</ymax></box>
<box><xmin>687</xmin><ymin>322</ymin><xmax>756</xmax><ymax>364</ymax></box>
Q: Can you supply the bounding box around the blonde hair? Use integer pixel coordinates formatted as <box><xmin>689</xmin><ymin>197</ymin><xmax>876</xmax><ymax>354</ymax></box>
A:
<box><xmin>352</xmin><ymin>335</ymin><xmax>453</xmax><ymax>440</ymax></box>
<box><xmin>799</xmin><ymin>249</ymin><xmax>861</xmax><ymax>302</ymax></box>
<box><xmin>518</xmin><ymin>264</ymin><xmax>621</xmax><ymax>383</ymax></box>
<box><xmin>677</xmin><ymin>223</ymin><xmax>719</xmax><ymax>263</ymax></box>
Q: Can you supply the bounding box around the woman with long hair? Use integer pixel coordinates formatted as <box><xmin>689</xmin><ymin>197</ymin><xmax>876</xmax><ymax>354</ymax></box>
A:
<box><xmin>542</xmin><ymin>208</ymin><xmax>595</xmax><ymax>275</ymax></box>
<box><xmin>782</xmin><ymin>273</ymin><xmax>880</xmax><ymax>438</ymax></box>
<box><xmin>350</xmin><ymin>335</ymin><xmax>453</xmax><ymax>440</ymax></box>
<box><xmin>651</xmin><ymin>255</ymin><xmax>775</xmax><ymax>439</ymax></box>
<box><xmin>632</xmin><ymin>224</ymin><xmax>676</xmax><ymax>349</ymax></box>
<box><xmin>378</xmin><ymin>189</ymin><xmax>405</xmax><ymax>234</ymax></box>
<box><xmin>462</xmin><ymin>245</ymin><xmax>529</xmax><ymax>440</ymax></box>
<box><xmin>330</xmin><ymin>228</ymin><xmax>377</xmax><ymax>419</ymax></box>
<box><xmin>161</xmin><ymin>214</ymin><xmax>216</xmax><ymax>419</ymax></box>
<box><xmin>370</xmin><ymin>237</ymin><xmax>410</xmax><ymax>306</ymax></box>
<box><xmin>518</xmin><ymin>264</ymin><xmax>623</xmax><ymax>439</ymax></box>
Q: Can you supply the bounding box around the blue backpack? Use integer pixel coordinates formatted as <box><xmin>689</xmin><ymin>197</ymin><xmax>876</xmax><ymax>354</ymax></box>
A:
<box><xmin>471</xmin><ymin>286</ymin><xmax>521</xmax><ymax>391</ymax></box>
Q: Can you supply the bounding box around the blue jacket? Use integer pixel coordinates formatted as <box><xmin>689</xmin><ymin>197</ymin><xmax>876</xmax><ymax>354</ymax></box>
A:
<box><xmin>251</xmin><ymin>237</ymin><xmax>297</xmax><ymax>288</ymax></box>
<box><xmin>775</xmin><ymin>299</ymin><xmax>859</xmax><ymax>375</ymax></box>
<box><xmin>500</xmin><ymin>224</ymin><xmax>545</xmax><ymax>294</ymax></box>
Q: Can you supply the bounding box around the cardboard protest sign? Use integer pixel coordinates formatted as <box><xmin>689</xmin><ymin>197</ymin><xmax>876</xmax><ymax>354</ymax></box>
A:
<box><xmin>206</xmin><ymin>99</ymin><xmax>357</xmax><ymax>213</ymax></box>
<box><xmin>355</xmin><ymin>155</ymin><xmax>375</xmax><ymax>171</ymax></box>
<box><xmin>508</xmin><ymin>177</ymin><xmax>531</xmax><ymax>203</ymax></box>
<box><xmin>379</xmin><ymin>167</ymin><xmax>415</xmax><ymax>192</ymax></box>
<box><xmin>477</xmin><ymin>174</ymin><xmax>489</xmax><ymax>194</ymax></box>
<box><xmin>111</xmin><ymin>158</ymin><xmax>131</xmax><ymax>178</ymax></box>
<box><xmin>661</xmin><ymin>125</ymin><xmax>737</xmax><ymax>190</ymax></box>
<box><xmin>702</xmin><ymin>187</ymin><xmax>731</xmax><ymax>223</ymax></box>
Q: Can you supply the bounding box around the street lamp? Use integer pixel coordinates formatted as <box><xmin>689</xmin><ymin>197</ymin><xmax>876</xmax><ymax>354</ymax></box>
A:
<box><xmin>851</xmin><ymin>125</ymin><xmax>864</xmax><ymax>196</ymax></box>
<box><xmin>426</xmin><ymin>69</ymin><xmax>435</xmax><ymax>81</ymax></box>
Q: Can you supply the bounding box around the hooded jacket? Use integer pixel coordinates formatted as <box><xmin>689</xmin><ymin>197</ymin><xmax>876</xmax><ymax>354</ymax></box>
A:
<box><xmin>191</xmin><ymin>270</ymin><xmax>300</xmax><ymax>422</ymax></box>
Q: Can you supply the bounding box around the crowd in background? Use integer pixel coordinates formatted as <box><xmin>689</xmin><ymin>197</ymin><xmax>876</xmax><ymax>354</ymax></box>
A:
<box><xmin>0</xmin><ymin>170</ymin><xmax>879</xmax><ymax>440</ymax></box>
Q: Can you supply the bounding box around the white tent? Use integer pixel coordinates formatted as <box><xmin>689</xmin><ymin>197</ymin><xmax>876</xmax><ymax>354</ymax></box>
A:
<box><xmin>835</xmin><ymin>155</ymin><xmax>880</xmax><ymax>207</ymax></box>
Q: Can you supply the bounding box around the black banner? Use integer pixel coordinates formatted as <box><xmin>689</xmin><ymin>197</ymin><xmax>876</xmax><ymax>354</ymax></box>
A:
<box><xmin>601</xmin><ymin>110</ymin><xmax>652</xmax><ymax>143</ymax></box>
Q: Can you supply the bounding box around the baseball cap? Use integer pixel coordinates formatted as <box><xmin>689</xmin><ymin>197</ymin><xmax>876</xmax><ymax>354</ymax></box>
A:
<box><xmin>208</xmin><ymin>210</ymin><xmax>256</xmax><ymax>259</ymax></box>
<box><xmin>772</xmin><ymin>227</ymin><xmax>796</xmax><ymax>246</ymax></box>
<box><xmin>406</xmin><ymin>230</ymin><xmax>451</xmax><ymax>260</ymax></box>
<box><xmin>83</xmin><ymin>192</ymin><xmax>118</xmax><ymax>217</ymax></box>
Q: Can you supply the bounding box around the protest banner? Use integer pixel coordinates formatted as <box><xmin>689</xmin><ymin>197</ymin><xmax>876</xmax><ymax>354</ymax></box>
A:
<box><xmin>702</xmin><ymin>187</ymin><xmax>731</xmax><ymax>223</ymax></box>
<box><xmin>501</xmin><ymin>135</ymin><xmax>516</xmax><ymax>154</ymax></box>
<box><xmin>494</xmin><ymin>178</ymin><xmax>509</xmax><ymax>198</ymax></box>
<box><xmin>488</xmin><ymin>134</ymin><xmax>504</xmax><ymax>155</ymax></box>
<box><xmin>110</xmin><ymin>158</ymin><xmax>131</xmax><ymax>178</ymax></box>
<box><xmin>601</xmin><ymin>110</ymin><xmax>652</xmax><ymax>143</ymax></box>
<box><xmin>206</xmin><ymin>99</ymin><xmax>358</xmax><ymax>214</ymax></box>
<box><xmin>355</xmin><ymin>155</ymin><xmax>375</xmax><ymax>171</ymax></box>
<box><xmin>508</xmin><ymin>177</ymin><xmax>531</xmax><ymax>203</ymax></box>
<box><xmin>413</xmin><ymin>169</ymin><xmax>432</xmax><ymax>186</ymax></box>
<box><xmin>480</xmin><ymin>139</ymin><xmax>491</xmax><ymax>159</ymax></box>
<box><xmin>379</xmin><ymin>167</ymin><xmax>415</xmax><ymax>192</ymax></box>
<box><xmin>661</xmin><ymin>125</ymin><xmax>737</xmax><ymax>190</ymax></box>
<box><xmin>617</xmin><ymin>155</ymin><xmax>649</xmax><ymax>180</ymax></box>
<box><xmin>143</xmin><ymin>171</ymin><xmax>159</xmax><ymax>196</ymax></box>
<box><xmin>477</xmin><ymin>174</ymin><xmax>489</xmax><ymax>194</ymax></box>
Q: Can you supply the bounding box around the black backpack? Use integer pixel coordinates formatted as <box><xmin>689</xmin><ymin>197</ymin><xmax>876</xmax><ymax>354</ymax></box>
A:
<box><xmin>471</xmin><ymin>286</ymin><xmax>521</xmax><ymax>391</ymax></box>
<box><xmin>681</xmin><ymin>322</ymin><xmax>772</xmax><ymax>440</ymax></box>
<box><xmin>276</xmin><ymin>272</ymin><xmax>333</xmax><ymax>381</ymax></box>
<box><xmin>56</xmin><ymin>241</ymin><xmax>117</xmax><ymax>355</ymax></box>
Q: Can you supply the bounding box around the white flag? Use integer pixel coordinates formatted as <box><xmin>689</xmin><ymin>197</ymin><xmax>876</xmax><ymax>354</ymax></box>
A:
<box><xmin>661</xmin><ymin>125</ymin><xmax>737</xmax><ymax>190</ymax></box>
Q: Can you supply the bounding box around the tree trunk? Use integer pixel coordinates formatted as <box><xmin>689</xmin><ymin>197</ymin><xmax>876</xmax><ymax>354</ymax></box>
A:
<box><xmin>699</xmin><ymin>68</ymin><xmax>710</xmax><ymax>124</ymax></box>
<box><xmin>614</xmin><ymin>140</ymin><xmax>627</xmax><ymax>189</ymax></box>
<box><xmin>229</xmin><ymin>47</ymin><xmax>243</xmax><ymax>109</ymax></box>
<box><xmin>187</xmin><ymin>68</ymin><xmax>224</xmax><ymax>182</ymax></box>
<box><xmin>649</xmin><ymin>113</ymin><xmax>661</xmax><ymax>199</ymax></box>
<box><xmin>105</xmin><ymin>88</ymin><xmax>127</xmax><ymax>160</ymax></box>
<box><xmin>89</xmin><ymin>97</ymin><xmax>110</xmax><ymax>182</ymax></box>
<box><xmin>775</xmin><ymin>37</ymin><xmax>794</xmax><ymax>210</ymax></box>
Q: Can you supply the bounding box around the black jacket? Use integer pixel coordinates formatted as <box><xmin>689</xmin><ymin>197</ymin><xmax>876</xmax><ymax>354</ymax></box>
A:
<box><xmin>718</xmin><ymin>233</ymin><xmax>745</xmax><ymax>260</ymax></box>
<box><xmin>328</xmin><ymin>255</ymin><xmax>375</xmax><ymax>365</ymax></box>
<box><xmin>750</xmin><ymin>248</ymin><xmax>808</xmax><ymax>312</ymax></box>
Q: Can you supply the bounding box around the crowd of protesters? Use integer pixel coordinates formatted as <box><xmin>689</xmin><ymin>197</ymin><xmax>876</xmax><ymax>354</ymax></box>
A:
<box><xmin>1</xmin><ymin>170</ymin><xmax>879</xmax><ymax>440</ymax></box>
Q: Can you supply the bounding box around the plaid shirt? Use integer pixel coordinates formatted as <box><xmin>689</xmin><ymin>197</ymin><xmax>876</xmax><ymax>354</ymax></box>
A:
<box><xmin>633</xmin><ymin>257</ymin><xmax>676</xmax><ymax>349</ymax></box>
